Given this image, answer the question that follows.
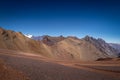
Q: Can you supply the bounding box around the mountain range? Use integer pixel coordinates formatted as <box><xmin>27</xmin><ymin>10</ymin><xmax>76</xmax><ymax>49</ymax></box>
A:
<box><xmin>109</xmin><ymin>43</ymin><xmax>120</xmax><ymax>53</ymax></box>
<box><xmin>0</xmin><ymin>27</ymin><xmax>119</xmax><ymax>61</ymax></box>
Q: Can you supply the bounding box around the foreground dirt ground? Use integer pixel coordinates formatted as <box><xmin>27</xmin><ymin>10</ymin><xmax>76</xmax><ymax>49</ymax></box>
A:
<box><xmin>0</xmin><ymin>49</ymin><xmax>120</xmax><ymax>80</ymax></box>
<box><xmin>0</xmin><ymin>59</ymin><xmax>29</xmax><ymax>80</ymax></box>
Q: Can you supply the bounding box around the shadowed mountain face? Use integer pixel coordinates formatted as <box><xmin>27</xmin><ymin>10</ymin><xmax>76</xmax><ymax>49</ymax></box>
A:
<box><xmin>109</xmin><ymin>43</ymin><xmax>120</xmax><ymax>53</ymax></box>
<box><xmin>32</xmin><ymin>35</ymin><xmax>65</xmax><ymax>45</ymax></box>
<box><xmin>83</xmin><ymin>36</ymin><xmax>119</xmax><ymax>57</ymax></box>
<box><xmin>0</xmin><ymin>27</ymin><xmax>119</xmax><ymax>61</ymax></box>
<box><xmin>32</xmin><ymin>35</ymin><xmax>119</xmax><ymax>61</ymax></box>
<box><xmin>109</xmin><ymin>43</ymin><xmax>120</xmax><ymax>57</ymax></box>
<box><xmin>41</xmin><ymin>35</ymin><xmax>65</xmax><ymax>46</ymax></box>
<box><xmin>48</xmin><ymin>36</ymin><xmax>118</xmax><ymax>61</ymax></box>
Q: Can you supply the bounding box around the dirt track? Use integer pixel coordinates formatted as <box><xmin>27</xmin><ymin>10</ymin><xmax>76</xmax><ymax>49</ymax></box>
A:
<box><xmin>0</xmin><ymin>49</ymin><xmax>120</xmax><ymax>80</ymax></box>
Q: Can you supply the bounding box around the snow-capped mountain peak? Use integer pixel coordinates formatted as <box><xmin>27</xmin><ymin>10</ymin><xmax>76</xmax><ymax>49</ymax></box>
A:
<box><xmin>25</xmin><ymin>34</ymin><xmax>33</xmax><ymax>38</ymax></box>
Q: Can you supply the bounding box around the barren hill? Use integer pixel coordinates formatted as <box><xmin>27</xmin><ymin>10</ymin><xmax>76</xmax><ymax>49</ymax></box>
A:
<box><xmin>49</xmin><ymin>36</ymin><xmax>118</xmax><ymax>61</ymax></box>
<box><xmin>0</xmin><ymin>27</ymin><xmax>119</xmax><ymax>61</ymax></box>
<box><xmin>0</xmin><ymin>28</ymin><xmax>51</xmax><ymax>57</ymax></box>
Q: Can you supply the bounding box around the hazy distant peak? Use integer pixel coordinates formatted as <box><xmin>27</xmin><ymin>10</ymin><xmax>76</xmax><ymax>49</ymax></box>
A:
<box><xmin>109</xmin><ymin>43</ymin><xmax>120</xmax><ymax>53</ymax></box>
<box><xmin>83</xmin><ymin>35</ymin><xmax>106</xmax><ymax>43</ymax></box>
<box><xmin>32</xmin><ymin>36</ymin><xmax>44</xmax><ymax>40</ymax></box>
<box><xmin>83</xmin><ymin>35</ymin><xmax>95</xmax><ymax>41</ymax></box>
<box><xmin>97</xmin><ymin>38</ymin><xmax>106</xmax><ymax>43</ymax></box>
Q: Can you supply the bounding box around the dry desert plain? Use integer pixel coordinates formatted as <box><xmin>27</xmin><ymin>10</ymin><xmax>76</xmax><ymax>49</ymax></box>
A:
<box><xmin>0</xmin><ymin>49</ymin><xmax>120</xmax><ymax>80</ymax></box>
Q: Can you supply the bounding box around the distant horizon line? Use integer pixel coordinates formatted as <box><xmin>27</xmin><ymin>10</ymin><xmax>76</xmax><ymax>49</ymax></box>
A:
<box><xmin>25</xmin><ymin>34</ymin><xmax>120</xmax><ymax>44</ymax></box>
<box><xmin>0</xmin><ymin>26</ymin><xmax>119</xmax><ymax>44</ymax></box>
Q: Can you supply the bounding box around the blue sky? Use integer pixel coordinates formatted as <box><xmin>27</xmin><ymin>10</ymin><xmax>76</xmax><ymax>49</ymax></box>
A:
<box><xmin>0</xmin><ymin>0</ymin><xmax>120</xmax><ymax>43</ymax></box>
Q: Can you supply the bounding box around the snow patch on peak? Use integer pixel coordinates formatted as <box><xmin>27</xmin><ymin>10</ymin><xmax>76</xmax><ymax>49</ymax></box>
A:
<box><xmin>24</xmin><ymin>34</ymin><xmax>33</xmax><ymax>38</ymax></box>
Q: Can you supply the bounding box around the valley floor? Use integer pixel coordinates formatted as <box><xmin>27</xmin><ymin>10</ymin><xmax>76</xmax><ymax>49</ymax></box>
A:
<box><xmin>0</xmin><ymin>49</ymin><xmax>120</xmax><ymax>80</ymax></box>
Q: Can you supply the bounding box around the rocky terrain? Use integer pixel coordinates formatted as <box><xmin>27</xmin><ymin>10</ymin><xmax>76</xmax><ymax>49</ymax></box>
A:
<box><xmin>0</xmin><ymin>27</ymin><xmax>52</xmax><ymax>57</ymax></box>
<box><xmin>32</xmin><ymin>35</ymin><xmax>119</xmax><ymax>61</ymax></box>
<box><xmin>0</xmin><ymin>49</ymin><xmax>120</xmax><ymax>80</ymax></box>
<box><xmin>0</xmin><ymin>58</ymin><xmax>29</xmax><ymax>80</ymax></box>
<box><xmin>109</xmin><ymin>43</ymin><xmax>120</xmax><ymax>53</ymax></box>
<box><xmin>0</xmin><ymin>27</ymin><xmax>119</xmax><ymax>61</ymax></box>
<box><xmin>0</xmin><ymin>27</ymin><xmax>120</xmax><ymax>80</ymax></box>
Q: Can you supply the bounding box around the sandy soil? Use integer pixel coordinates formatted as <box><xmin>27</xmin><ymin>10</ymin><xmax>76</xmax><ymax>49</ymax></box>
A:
<box><xmin>0</xmin><ymin>59</ymin><xmax>29</xmax><ymax>80</ymax></box>
<box><xmin>0</xmin><ymin>49</ymin><xmax>120</xmax><ymax>80</ymax></box>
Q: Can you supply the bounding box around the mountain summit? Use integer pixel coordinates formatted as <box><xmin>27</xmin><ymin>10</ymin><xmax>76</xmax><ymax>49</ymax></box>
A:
<box><xmin>24</xmin><ymin>34</ymin><xmax>33</xmax><ymax>38</ymax></box>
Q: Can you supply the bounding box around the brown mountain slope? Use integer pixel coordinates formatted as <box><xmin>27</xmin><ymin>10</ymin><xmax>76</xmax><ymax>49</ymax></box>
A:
<box><xmin>83</xmin><ymin>36</ymin><xmax>119</xmax><ymax>57</ymax></box>
<box><xmin>42</xmin><ymin>35</ymin><xmax>65</xmax><ymax>45</ymax></box>
<box><xmin>0</xmin><ymin>28</ymin><xmax>52</xmax><ymax>57</ymax></box>
<box><xmin>50</xmin><ymin>37</ymin><xmax>110</xmax><ymax>61</ymax></box>
<box><xmin>48</xmin><ymin>36</ymin><xmax>118</xmax><ymax>61</ymax></box>
<box><xmin>0</xmin><ymin>27</ymin><xmax>118</xmax><ymax>61</ymax></box>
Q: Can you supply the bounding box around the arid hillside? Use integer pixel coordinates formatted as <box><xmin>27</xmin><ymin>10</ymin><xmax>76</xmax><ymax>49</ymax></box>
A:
<box><xmin>0</xmin><ymin>27</ymin><xmax>52</xmax><ymax>57</ymax></box>
<box><xmin>49</xmin><ymin>36</ymin><xmax>118</xmax><ymax>61</ymax></box>
<box><xmin>0</xmin><ymin>27</ymin><xmax>120</xmax><ymax>80</ymax></box>
<box><xmin>0</xmin><ymin>27</ymin><xmax>119</xmax><ymax>61</ymax></box>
